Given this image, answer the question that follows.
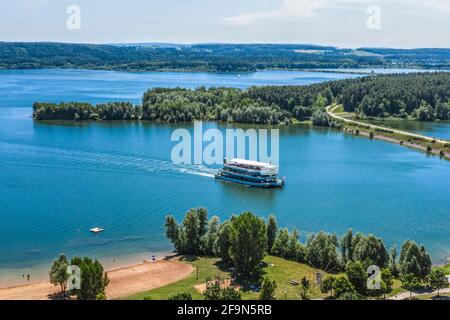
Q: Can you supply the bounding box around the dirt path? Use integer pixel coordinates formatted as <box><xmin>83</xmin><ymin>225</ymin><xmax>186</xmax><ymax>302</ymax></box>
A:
<box><xmin>0</xmin><ymin>258</ymin><xmax>193</xmax><ymax>300</ymax></box>
<box><xmin>326</xmin><ymin>105</ymin><xmax>449</xmax><ymax>144</ymax></box>
<box><xmin>391</xmin><ymin>288</ymin><xmax>450</xmax><ymax>300</ymax></box>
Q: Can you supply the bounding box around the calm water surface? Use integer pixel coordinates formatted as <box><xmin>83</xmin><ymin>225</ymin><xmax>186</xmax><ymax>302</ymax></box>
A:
<box><xmin>0</xmin><ymin>69</ymin><xmax>449</xmax><ymax>286</ymax></box>
<box><xmin>367</xmin><ymin>119</ymin><xmax>450</xmax><ymax>140</ymax></box>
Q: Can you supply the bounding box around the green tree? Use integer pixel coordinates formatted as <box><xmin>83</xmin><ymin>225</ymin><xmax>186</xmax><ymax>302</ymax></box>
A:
<box><xmin>415</xmin><ymin>100</ymin><xmax>434</xmax><ymax>121</ymax></box>
<box><xmin>203</xmin><ymin>281</ymin><xmax>222</xmax><ymax>300</ymax></box>
<box><xmin>96</xmin><ymin>293</ymin><xmax>106</xmax><ymax>300</ymax></box>
<box><xmin>399</xmin><ymin>240</ymin><xmax>432</xmax><ymax>279</ymax></box>
<box><xmin>341</xmin><ymin>229</ymin><xmax>354</xmax><ymax>263</ymax></box>
<box><xmin>337</xmin><ymin>291</ymin><xmax>363</xmax><ymax>300</ymax></box>
<box><xmin>299</xmin><ymin>277</ymin><xmax>311</xmax><ymax>300</ymax></box>
<box><xmin>266</xmin><ymin>215</ymin><xmax>278</xmax><ymax>254</ymax></box>
<box><xmin>203</xmin><ymin>280</ymin><xmax>241</xmax><ymax>300</ymax></box>
<box><xmin>345</xmin><ymin>261</ymin><xmax>367</xmax><ymax>296</ymax></box>
<box><xmin>321</xmin><ymin>275</ymin><xmax>336</xmax><ymax>297</ymax></box>
<box><xmin>220</xmin><ymin>287</ymin><xmax>242</xmax><ymax>300</ymax></box>
<box><xmin>368</xmin><ymin>268</ymin><xmax>394</xmax><ymax>299</ymax></box>
<box><xmin>229</xmin><ymin>212</ymin><xmax>267</xmax><ymax>281</ymax></box>
<box><xmin>49</xmin><ymin>254</ymin><xmax>69</xmax><ymax>295</ymax></box>
<box><xmin>260</xmin><ymin>278</ymin><xmax>277</xmax><ymax>300</ymax></box>
<box><xmin>389</xmin><ymin>246</ymin><xmax>399</xmax><ymax>277</ymax></box>
<box><xmin>164</xmin><ymin>208</ymin><xmax>210</xmax><ymax>255</ymax></box>
<box><xmin>203</xmin><ymin>216</ymin><xmax>220</xmax><ymax>256</ymax></box>
<box><xmin>183</xmin><ymin>209</ymin><xmax>203</xmax><ymax>254</ymax></box>
<box><xmin>168</xmin><ymin>292</ymin><xmax>193</xmax><ymax>300</ymax></box>
<box><xmin>70</xmin><ymin>257</ymin><xmax>110</xmax><ymax>300</ymax></box>
<box><xmin>287</xmin><ymin>229</ymin><xmax>306</xmax><ymax>262</ymax></box>
<box><xmin>311</xmin><ymin>108</ymin><xmax>330</xmax><ymax>127</ymax></box>
<box><xmin>165</xmin><ymin>215</ymin><xmax>181</xmax><ymax>251</ymax></box>
<box><xmin>380</xmin><ymin>268</ymin><xmax>394</xmax><ymax>299</ymax></box>
<box><xmin>214</xmin><ymin>221</ymin><xmax>233</xmax><ymax>265</ymax></box>
<box><xmin>428</xmin><ymin>270</ymin><xmax>449</xmax><ymax>296</ymax></box>
<box><xmin>332</xmin><ymin>275</ymin><xmax>356</xmax><ymax>299</ymax></box>
<box><xmin>352</xmin><ymin>234</ymin><xmax>389</xmax><ymax>268</ymax></box>
<box><xmin>306</xmin><ymin>231</ymin><xmax>341</xmax><ymax>272</ymax></box>
<box><xmin>313</xmin><ymin>93</ymin><xmax>327</xmax><ymax>109</ymax></box>
<box><xmin>272</xmin><ymin>228</ymin><xmax>290</xmax><ymax>258</ymax></box>
<box><xmin>401</xmin><ymin>273</ymin><xmax>422</xmax><ymax>300</ymax></box>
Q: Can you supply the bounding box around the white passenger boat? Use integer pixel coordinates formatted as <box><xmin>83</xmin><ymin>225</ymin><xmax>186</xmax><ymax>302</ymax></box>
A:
<box><xmin>215</xmin><ymin>158</ymin><xmax>285</xmax><ymax>188</ymax></box>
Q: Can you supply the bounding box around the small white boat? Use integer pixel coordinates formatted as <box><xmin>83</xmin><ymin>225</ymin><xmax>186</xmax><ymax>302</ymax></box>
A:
<box><xmin>89</xmin><ymin>227</ymin><xmax>104</xmax><ymax>233</ymax></box>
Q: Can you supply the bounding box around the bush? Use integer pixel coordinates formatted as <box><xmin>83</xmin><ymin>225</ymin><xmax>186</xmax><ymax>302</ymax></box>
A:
<box><xmin>260</xmin><ymin>278</ymin><xmax>277</xmax><ymax>300</ymax></box>
<box><xmin>203</xmin><ymin>280</ymin><xmax>241</xmax><ymax>300</ymax></box>
<box><xmin>168</xmin><ymin>292</ymin><xmax>193</xmax><ymax>300</ymax></box>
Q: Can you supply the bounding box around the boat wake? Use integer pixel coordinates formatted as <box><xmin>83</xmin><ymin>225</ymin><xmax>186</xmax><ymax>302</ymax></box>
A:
<box><xmin>0</xmin><ymin>141</ymin><xmax>216</xmax><ymax>179</ymax></box>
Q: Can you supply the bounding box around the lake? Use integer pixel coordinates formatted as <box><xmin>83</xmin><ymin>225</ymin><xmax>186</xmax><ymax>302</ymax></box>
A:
<box><xmin>0</xmin><ymin>69</ymin><xmax>449</xmax><ymax>286</ymax></box>
<box><xmin>367</xmin><ymin>119</ymin><xmax>450</xmax><ymax>140</ymax></box>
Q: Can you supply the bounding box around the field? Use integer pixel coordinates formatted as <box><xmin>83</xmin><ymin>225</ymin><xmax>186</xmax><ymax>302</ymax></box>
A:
<box><xmin>126</xmin><ymin>256</ymin><xmax>329</xmax><ymax>300</ymax></box>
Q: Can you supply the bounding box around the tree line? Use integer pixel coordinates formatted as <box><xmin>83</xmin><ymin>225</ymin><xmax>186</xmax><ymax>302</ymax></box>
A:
<box><xmin>165</xmin><ymin>208</ymin><xmax>448</xmax><ymax>300</ymax></box>
<box><xmin>49</xmin><ymin>254</ymin><xmax>109</xmax><ymax>300</ymax></box>
<box><xmin>33</xmin><ymin>73</ymin><xmax>450</xmax><ymax>125</ymax></box>
<box><xmin>1</xmin><ymin>42</ymin><xmax>422</xmax><ymax>72</ymax></box>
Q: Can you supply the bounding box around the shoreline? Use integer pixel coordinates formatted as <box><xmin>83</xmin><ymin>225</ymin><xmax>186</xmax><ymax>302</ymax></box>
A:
<box><xmin>326</xmin><ymin>105</ymin><xmax>450</xmax><ymax>161</ymax></box>
<box><xmin>0</xmin><ymin>250</ymin><xmax>171</xmax><ymax>289</ymax></box>
<box><xmin>343</xmin><ymin>126</ymin><xmax>450</xmax><ymax>161</ymax></box>
<box><xmin>0</xmin><ymin>253</ymin><xmax>193</xmax><ymax>300</ymax></box>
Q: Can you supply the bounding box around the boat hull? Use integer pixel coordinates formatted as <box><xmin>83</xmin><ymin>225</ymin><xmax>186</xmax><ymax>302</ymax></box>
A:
<box><xmin>215</xmin><ymin>174</ymin><xmax>284</xmax><ymax>188</ymax></box>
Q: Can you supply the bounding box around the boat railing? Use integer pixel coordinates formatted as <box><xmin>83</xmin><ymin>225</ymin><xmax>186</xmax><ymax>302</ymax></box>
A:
<box><xmin>224</xmin><ymin>164</ymin><xmax>278</xmax><ymax>175</ymax></box>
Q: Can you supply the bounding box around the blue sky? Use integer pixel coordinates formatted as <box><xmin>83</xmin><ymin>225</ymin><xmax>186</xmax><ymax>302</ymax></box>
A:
<box><xmin>0</xmin><ymin>0</ymin><xmax>449</xmax><ymax>48</ymax></box>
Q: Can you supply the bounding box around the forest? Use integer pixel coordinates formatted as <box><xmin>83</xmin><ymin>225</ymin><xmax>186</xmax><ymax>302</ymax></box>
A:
<box><xmin>3</xmin><ymin>42</ymin><xmax>450</xmax><ymax>72</ymax></box>
<box><xmin>33</xmin><ymin>72</ymin><xmax>450</xmax><ymax>125</ymax></box>
<box><xmin>163</xmin><ymin>208</ymin><xmax>439</xmax><ymax>300</ymax></box>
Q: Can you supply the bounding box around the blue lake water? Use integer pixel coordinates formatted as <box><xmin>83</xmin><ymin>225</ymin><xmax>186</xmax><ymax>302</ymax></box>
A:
<box><xmin>367</xmin><ymin>119</ymin><xmax>450</xmax><ymax>140</ymax></box>
<box><xmin>0</xmin><ymin>69</ymin><xmax>449</xmax><ymax>286</ymax></box>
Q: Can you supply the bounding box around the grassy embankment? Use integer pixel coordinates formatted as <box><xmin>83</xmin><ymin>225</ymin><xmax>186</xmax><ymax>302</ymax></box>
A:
<box><xmin>127</xmin><ymin>256</ymin><xmax>329</xmax><ymax>300</ymax></box>
<box><xmin>327</xmin><ymin>105</ymin><xmax>450</xmax><ymax>160</ymax></box>
<box><xmin>126</xmin><ymin>256</ymin><xmax>450</xmax><ymax>300</ymax></box>
<box><xmin>125</xmin><ymin>256</ymin><xmax>409</xmax><ymax>300</ymax></box>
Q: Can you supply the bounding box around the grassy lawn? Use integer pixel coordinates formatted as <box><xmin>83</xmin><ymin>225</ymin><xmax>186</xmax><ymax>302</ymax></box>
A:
<box><xmin>126</xmin><ymin>255</ymin><xmax>445</xmax><ymax>300</ymax></box>
<box><xmin>389</xmin><ymin>278</ymin><xmax>405</xmax><ymax>297</ymax></box>
<box><xmin>126</xmin><ymin>255</ymin><xmax>328</xmax><ymax>300</ymax></box>
<box><xmin>434</xmin><ymin>264</ymin><xmax>450</xmax><ymax>275</ymax></box>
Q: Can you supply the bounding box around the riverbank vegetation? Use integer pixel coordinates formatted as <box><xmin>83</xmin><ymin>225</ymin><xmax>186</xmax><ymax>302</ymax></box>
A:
<box><xmin>33</xmin><ymin>73</ymin><xmax>450</xmax><ymax>125</ymax></box>
<box><xmin>159</xmin><ymin>208</ymin><xmax>445</xmax><ymax>300</ymax></box>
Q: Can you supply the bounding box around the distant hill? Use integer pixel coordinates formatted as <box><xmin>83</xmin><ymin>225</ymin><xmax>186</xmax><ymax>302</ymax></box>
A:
<box><xmin>1</xmin><ymin>42</ymin><xmax>450</xmax><ymax>72</ymax></box>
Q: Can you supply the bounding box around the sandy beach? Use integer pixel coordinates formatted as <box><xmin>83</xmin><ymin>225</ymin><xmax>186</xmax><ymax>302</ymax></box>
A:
<box><xmin>0</xmin><ymin>256</ymin><xmax>193</xmax><ymax>300</ymax></box>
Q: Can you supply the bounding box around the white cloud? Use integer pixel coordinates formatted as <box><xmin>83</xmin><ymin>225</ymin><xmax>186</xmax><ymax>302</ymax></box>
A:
<box><xmin>223</xmin><ymin>0</ymin><xmax>327</xmax><ymax>26</ymax></box>
<box><xmin>223</xmin><ymin>0</ymin><xmax>450</xmax><ymax>26</ymax></box>
<box><xmin>422</xmin><ymin>0</ymin><xmax>450</xmax><ymax>13</ymax></box>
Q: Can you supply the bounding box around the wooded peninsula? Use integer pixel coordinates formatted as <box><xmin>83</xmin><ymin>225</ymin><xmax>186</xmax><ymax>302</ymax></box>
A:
<box><xmin>33</xmin><ymin>72</ymin><xmax>450</xmax><ymax>124</ymax></box>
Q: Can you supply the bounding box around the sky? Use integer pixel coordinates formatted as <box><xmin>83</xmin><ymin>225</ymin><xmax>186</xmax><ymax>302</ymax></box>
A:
<box><xmin>0</xmin><ymin>0</ymin><xmax>449</xmax><ymax>48</ymax></box>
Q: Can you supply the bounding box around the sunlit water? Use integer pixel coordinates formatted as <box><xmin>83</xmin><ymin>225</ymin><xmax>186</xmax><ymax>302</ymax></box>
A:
<box><xmin>0</xmin><ymin>69</ymin><xmax>449</xmax><ymax>287</ymax></box>
<box><xmin>367</xmin><ymin>119</ymin><xmax>450</xmax><ymax>140</ymax></box>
